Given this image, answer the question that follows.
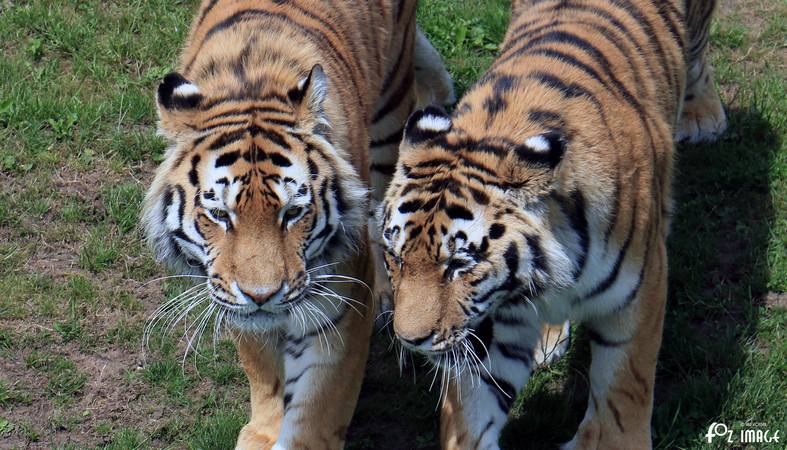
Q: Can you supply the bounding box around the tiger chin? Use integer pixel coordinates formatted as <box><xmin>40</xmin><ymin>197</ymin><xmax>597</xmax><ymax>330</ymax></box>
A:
<box><xmin>380</xmin><ymin>0</ymin><xmax>725</xmax><ymax>448</ymax></box>
<box><xmin>140</xmin><ymin>1</ymin><xmax>454</xmax><ymax>449</ymax></box>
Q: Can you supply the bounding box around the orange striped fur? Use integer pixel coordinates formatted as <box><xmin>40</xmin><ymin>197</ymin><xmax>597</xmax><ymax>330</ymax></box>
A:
<box><xmin>380</xmin><ymin>1</ymin><xmax>724</xmax><ymax>448</ymax></box>
<box><xmin>141</xmin><ymin>1</ymin><xmax>452</xmax><ymax>449</ymax></box>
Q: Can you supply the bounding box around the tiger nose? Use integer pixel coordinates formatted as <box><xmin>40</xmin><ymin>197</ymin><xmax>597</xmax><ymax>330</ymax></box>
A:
<box><xmin>236</xmin><ymin>281</ymin><xmax>287</xmax><ymax>305</ymax></box>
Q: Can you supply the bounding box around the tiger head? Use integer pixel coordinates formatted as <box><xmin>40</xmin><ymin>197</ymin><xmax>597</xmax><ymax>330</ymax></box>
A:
<box><xmin>380</xmin><ymin>106</ymin><xmax>574</xmax><ymax>355</ymax></box>
<box><xmin>142</xmin><ymin>65</ymin><xmax>367</xmax><ymax>332</ymax></box>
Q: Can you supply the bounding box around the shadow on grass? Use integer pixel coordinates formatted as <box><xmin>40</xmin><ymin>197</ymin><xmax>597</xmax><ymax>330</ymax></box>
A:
<box><xmin>347</xmin><ymin>330</ymin><xmax>441</xmax><ymax>450</ymax></box>
<box><xmin>348</xmin><ymin>105</ymin><xmax>779</xmax><ymax>450</ymax></box>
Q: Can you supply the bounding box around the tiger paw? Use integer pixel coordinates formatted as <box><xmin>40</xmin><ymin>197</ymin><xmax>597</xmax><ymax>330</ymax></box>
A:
<box><xmin>236</xmin><ymin>425</ymin><xmax>277</xmax><ymax>450</ymax></box>
<box><xmin>533</xmin><ymin>321</ymin><xmax>571</xmax><ymax>367</ymax></box>
<box><xmin>676</xmin><ymin>73</ymin><xmax>727</xmax><ymax>144</ymax></box>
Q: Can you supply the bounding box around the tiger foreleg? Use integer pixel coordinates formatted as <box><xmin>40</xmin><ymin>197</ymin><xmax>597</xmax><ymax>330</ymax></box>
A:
<box><xmin>413</xmin><ymin>26</ymin><xmax>455</xmax><ymax>107</ymax></box>
<box><xmin>676</xmin><ymin>56</ymin><xmax>727</xmax><ymax>144</ymax></box>
<box><xmin>273</xmin><ymin>274</ymin><xmax>374</xmax><ymax>450</ymax></box>
<box><xmin>441</xmin><ymin>308</ymin><xmax>542</xmax><ymax>450</ymax></box>
<box><xmin>564</xmin><ymin>245</ymin><xmax>667</xmax><ymax>450</ymax></box>
<box><xmin>236</xmin><ymin>332</ymin><xmax>284</xmax><ymax>450</ymax></box>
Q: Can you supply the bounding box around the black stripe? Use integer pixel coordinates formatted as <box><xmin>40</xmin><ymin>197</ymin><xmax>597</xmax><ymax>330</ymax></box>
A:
<box><xmin>198</xmin><ymin>120</ymin><xmax>249</xmax><ymax>133</ymax></box>
<box><xmin>379</xmin><ymin>14</ymin><xmax>413</xmax><ymax>94</ymax></box>
<box><xmin>489</xmin><ymin>223</ymin><xmax>505</xmax><ymax>240</ymax></box>
<box><xmin>310</xmin><ymin>178</ymin><xmax>334</xmax><ymax>242</ymax></box>
<box><xmin>330</xmin><ymin>176</ymin><xmax>348</xmax><ymax>216</ymax></box>
<box><xmin>205</xmin><ymin>105</ymin><xmax>292</xmax><ymax>121</ymax></box>
<box><xmin>526</xmin><ymin>30</ymin><xmax>647</xmax><ymax>117</ymax></box>
<box><xmin>188</xmin><ymin>155</ymin><xmax>201</xmax><ymax>186</ymax></box>
<box><xmin>398</xmin><ymin>199</ymin><xmax>423</xmax><ymax>214</ymax></box>
<box><xmin>370</xmin><ymin>127</ymin><xmax>405</xmax><ymax>148</ymax></box>
<box><xmin>269</xmin><ymin>153</ymin><xmax>292</xmax><ymax>167</ymax></box>
<box><xmin>557</xmin><ymin>3</ymin><xmax>676</xmax><ymax>92</ymax></box>
<box><xmin>586</xmin><ymin>327</ymin><xmax>630</xmax><ymax>347</ymax></box>
<box><xmin>200</xmin><ymin>92</ymin><xmax>290</xmax><ymax>110</ymax></box>
<box><xmin>482</xmin><ymin>373</ymin><xmax>516</xmax><ymax>412</ymax></box>
<box><xmin>502</xmin><ymin>17</ymin><xmax>561</xmax><ymax>53</ymax></box>
<box><xmin>395</xmin><ymin>0</ymin><xmax>406</xmax><ymax>21</ymax></box>
<box><xmin>372</xmin><ymin>70</ymin><xmax>415</xmax><ymax>123</ymax></box>
<box><xmin>496</xmin><ymin>342</ymin><xmax>533</xmax><ymax>366</ymax></box>
<box><xmin>371</xmin><ymin>163</ymin><xmax>396</xmax><ymax>175</ymax></box>
<box><xmin>604</xmin><ymin>177</ymin><xmax>622</xmax><ymax>249</ymax></box>
<box><xmin>503</xmin><ymin>242</ymin><xmax>519</xmax><ymax>275</ymax></box>
<box><xmin>215</xmin><ymin>151</ymin><xmax>240</xmax><ymax>167</ymax></box>
<box><xmin>283</xmin><ymin>392</ymin><xmax>293</xmax><ymax>408</ymax></box>
<box><xmin>615</xmin><ymin>222</ymin><xmax>655</xmax><ymax>312</ymax></box>
<box><xmin>572</xmin><ymin>20</ymin><xmax>651</xmax><ymax>96</ymax></box>
<box><xmin>186</xmin><ymin>10</ymin><xmax>363</xmax><ymax>112</ymax></box>
<box><xmin>194</xmin><ymin>0</ymin><xmax>220</xmax><ymax>31</ymax></box>
<box><xmin>445</xmin><ymin>204</ymin><xmax>473</xmax><ymax>220</ymax></box>
<box><xmin>524</xmin><ymin>47</ymin><xmax>609</xmax><ymax>89</ymax></box>
<box><xmin>586</xmin><ymin>196</ymin><xmax>638</xmax><ymax>299</ymax></box>
<box><xmin>565</xmin><ymin>190</ymin><xmax>589</xmax><ymax>278</ymax></box>
<box><xmin>529</xmin><ymin>109</ymin><xmax>562</xmax><ymax>123</ymax></box>
<box><xmin>653</xmin><ymin>1</ymin><xmax>685</xmax><ymax>54</ymax></box>
<box><xmin>468</xmin><ymin>186</ymin><xmax>490</xmax><ymax>205</ymax></box>
<box><xmin>209</xmin><ymin>129</ymin><xmax>248</xmax><ymax>150</ymax></box>
<box><xmin>250</xmin><ymin>125</ymin><xmax>290</xmax><ymax>150</ymax></box>
<box><xmin>525</xmin><ymin>234</ymin><xmax>549</xmax><ymax>277</ymax></box>
<box><xmin>607</xmin><ymin>0</ymin><xmax>679</xmax><ymax>89</ymax></box>
<box><xmin>526</xmin><ymin>71</ymin><xmax>590</xmax><ymax>99</ymax></box>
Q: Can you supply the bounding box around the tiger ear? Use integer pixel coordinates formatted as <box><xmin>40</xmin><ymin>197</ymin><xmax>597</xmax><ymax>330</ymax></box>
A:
<box><xmin>156</xmin><ymin>72</ymin><xmax>203</xmax><ymax>137</ymax></box>
<box><xmin>402</xmin><ymin>105</ymin><xmax>452</xmax><ymax>146</ymax></box>
<box><xmin>289</xmin><ymin>64</ymin><xmax>329</xmax><ymax>124</ymax></box>
<box><xmin>500</xmin><ymin>131</ymin><xmax>566</xmax><ymax>190</ymax></box>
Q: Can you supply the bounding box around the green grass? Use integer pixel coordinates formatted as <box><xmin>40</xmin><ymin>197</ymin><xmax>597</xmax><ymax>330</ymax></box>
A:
<box><xmin>78</xmin><ymin>227</ymin><xmax>122</xmax><ymax>272</ymax></box>
<box><xmin>0</xmin><ymin>0</ymin><xmax>784</xmax><ymax>449</ymax></box>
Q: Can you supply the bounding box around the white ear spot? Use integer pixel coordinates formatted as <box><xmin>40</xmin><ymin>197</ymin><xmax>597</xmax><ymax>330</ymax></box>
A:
<box><xmin>174</xmin><ymin>83</ymin><xmax>200</xmax><ymax>96</ymax></box>
<box><xmin>524</xmin><ymin>135</ymin><xmax>550</xmax><ymax>152</ymax></box>
<box><xmin>417</xmin><ymin>115</ymin><xmax>452</xmax><ymax>132</ymax></box>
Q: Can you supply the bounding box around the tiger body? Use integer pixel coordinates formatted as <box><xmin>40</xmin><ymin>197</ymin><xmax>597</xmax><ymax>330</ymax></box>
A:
<box><xmin>141</xmin><ymin>1</ymin><xmax>453</xmax><ymax>449</ymax></box>
<box><xmin>381</xmin><ymin>0</ymin><xmax>724</xmax><ymax>448</ymax></box>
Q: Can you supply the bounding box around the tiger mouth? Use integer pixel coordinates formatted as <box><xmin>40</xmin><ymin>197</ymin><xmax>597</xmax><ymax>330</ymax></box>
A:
<box><xmin>280</xmin><ymin>286</ymin><xmax>309</xmax><ymax>306</ymax></box>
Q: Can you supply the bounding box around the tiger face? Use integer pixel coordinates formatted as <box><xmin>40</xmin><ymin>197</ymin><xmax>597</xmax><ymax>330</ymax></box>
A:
<box><xmin>142</xmin><ymin>65</ymin><xmax>367</xmax><ymax>332</ymax></box>
<box><xmin>380</xmin><ymin>106</ymin><xmax>573</xmax><ymax>356</ymax></box>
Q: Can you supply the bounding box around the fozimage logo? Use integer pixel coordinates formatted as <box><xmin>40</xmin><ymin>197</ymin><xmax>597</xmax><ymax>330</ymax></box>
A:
<box><xmin>705</xmin><ymin>422</ymin><xmax>781</xmax><ymax>445</ymax></box>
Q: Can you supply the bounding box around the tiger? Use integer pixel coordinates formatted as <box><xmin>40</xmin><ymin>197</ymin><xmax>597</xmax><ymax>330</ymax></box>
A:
<box><xmin>140</xmin><ymin>1</ymin><xmax>455</xmax><ymax>449</ymax></box>
<box><xmin>379</xmin><ymin>0</ymin><xmax>726</xmax><ymax>448</ymax></box>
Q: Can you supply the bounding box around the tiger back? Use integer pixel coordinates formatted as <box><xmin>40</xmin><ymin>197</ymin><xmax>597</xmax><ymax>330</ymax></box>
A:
<box><xmin>141</xmin><ymin>1</ymin><xmax>453</xmax><ymax>449</ymax></box>
<box><xmin>380</xmin><ymin>0</ymin><xmax>724</xmax><ymax>448</ymax></box>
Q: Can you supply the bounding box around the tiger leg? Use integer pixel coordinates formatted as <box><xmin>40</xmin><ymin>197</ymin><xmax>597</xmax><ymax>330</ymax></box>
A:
<box><xmin>441</xmin><ymin>307</ymin><xmax>542</xmax><ymax>450</ymax></box>
<box><xmin>273</xmin><ymin>266</ymin><xmax>374</xmax><ymax>450</ymax></box>
<box><xmin>564</xmin><ymin>243</ymin><xmax>667</xmax><ymax>450</ymax></box>
<box><xmin>414</xmin><ymin>26</ymin><xmax>456</xmax><ymax>107</ymax></box>
<box><xmin>676</xmin><ymin>0</ymin><xmax>727</xmax><ymax>143</ymax></box>
<box><xmin>236</xmin><ymin>332</ymin><xmax>284</xmax><ymax>450</ymax></box>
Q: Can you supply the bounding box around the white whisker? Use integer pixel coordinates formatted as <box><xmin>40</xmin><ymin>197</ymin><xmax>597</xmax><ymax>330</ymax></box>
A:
<box><xmin>139</xmin><ymin>274</ymin><xmax>209</xmax><ymax>288</ymax></box>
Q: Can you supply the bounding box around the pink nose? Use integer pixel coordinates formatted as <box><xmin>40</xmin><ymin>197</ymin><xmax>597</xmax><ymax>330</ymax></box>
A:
<box><xmin>238</xmin><ymin>282</ymin><xmax>286</xmax><ymax>304</ymax></box>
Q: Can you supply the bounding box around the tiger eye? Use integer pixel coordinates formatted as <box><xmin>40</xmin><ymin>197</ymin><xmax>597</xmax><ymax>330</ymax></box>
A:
<box><xmin>211</xmin><ymin>208</ymin><xmax>230</xmax><ymax>222</ymax></box>
<box><xmin>283</xmin><ymin>206</ymin><xmax>304</xmax><ymax>222</ymax></box>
